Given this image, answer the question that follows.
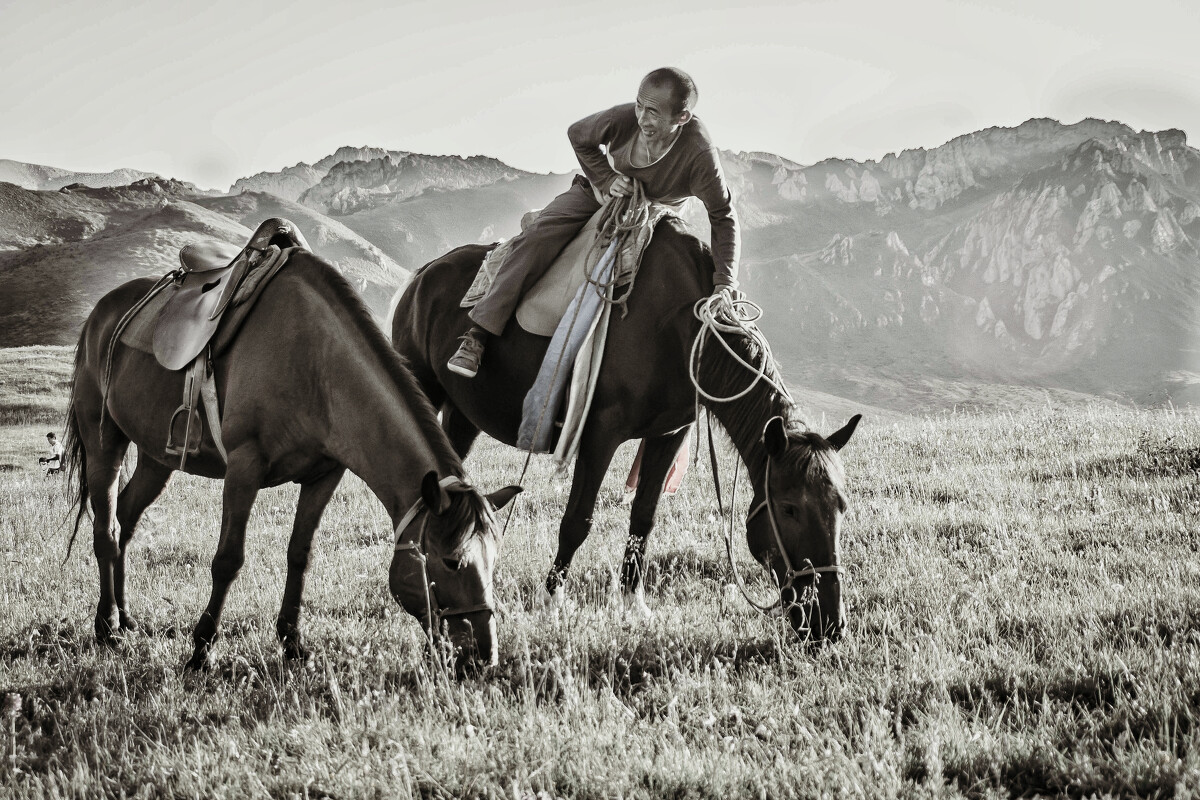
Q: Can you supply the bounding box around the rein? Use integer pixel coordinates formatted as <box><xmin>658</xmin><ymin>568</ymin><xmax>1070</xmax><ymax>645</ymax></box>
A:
<box><xmin>392</xmin><ymin>476</ymin><xmax>493</xmax><ymax>635</ymax></box>
<box><xmin>692</xmin><ymin>296</ymin><xmax>842</xmax><ymax>618</ymax></box>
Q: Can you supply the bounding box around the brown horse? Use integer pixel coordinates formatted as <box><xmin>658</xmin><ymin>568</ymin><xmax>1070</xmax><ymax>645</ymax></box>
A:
<box><xmin>391</xmin><ymin>222</ymin><xmax>861</xmax><ymax>641</ymax></box>
<box><xmin>64</xmin><ymin>250</ymin><xmax>520</xmax><ymax>671</ymax></box>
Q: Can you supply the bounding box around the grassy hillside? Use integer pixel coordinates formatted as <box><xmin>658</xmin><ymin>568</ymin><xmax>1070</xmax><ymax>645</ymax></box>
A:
<box><xmin>0</xmin><ymin>347</ymin><xmax>1197</xmax><ymax>796</ymax></box>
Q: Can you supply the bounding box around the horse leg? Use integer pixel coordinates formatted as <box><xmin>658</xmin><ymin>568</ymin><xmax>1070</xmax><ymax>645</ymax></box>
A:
<box><xmin>442</xmin><ymin>403</ymin><xmax>481</xmax><ymax>458</ymax></box>
<box><xmin>86</xmin><ymin>433</ymin><xmax>131</xmax><ymax>644</ymax></box>
<box><xmin>620</xmin><ymin>427</ymin><xmax>691</xmax><ymax>618</ymax></box>
<box><xmin>112</xmin><ymin>456</ymin><xmax>174</xmax><ymax>632</ymax></box>
<box><xmin>275</xmin><ymin>467</ymin><xmax>345</xmax><ymax>661</ymax></box>
<box><xmin>187</xmin><ymin>452</ymin><xmax>265</xmax><ymax>671</ymax></box>
<box><xmin>545</xmin><ymin>429</ymin><xmax>620</xmax><ymax>601</ymax></box>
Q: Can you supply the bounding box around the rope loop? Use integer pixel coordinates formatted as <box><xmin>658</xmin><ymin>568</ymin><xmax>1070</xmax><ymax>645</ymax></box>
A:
<box><xmin>689</xmin><ymin>294</ymin><xmax>793</xmax><ymax>404</ymax></box>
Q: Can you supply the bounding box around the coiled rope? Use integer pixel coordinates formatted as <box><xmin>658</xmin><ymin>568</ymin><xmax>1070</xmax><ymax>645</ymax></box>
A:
<box><xmin>689</xmin><ymin>293</ymin><xmax>793</xmax><ymax>405</ymax></box>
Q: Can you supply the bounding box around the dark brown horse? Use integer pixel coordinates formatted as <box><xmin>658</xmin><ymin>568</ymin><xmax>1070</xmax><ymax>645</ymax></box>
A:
<box><xmin>65</xmin><ymin>251</ymin><xmax>520</xmax><ymax>671</ymax></box>
<box><xmin>391</xmin><ymin>222</ymin><xmax>861</xmax><ymax>641</ymax></box>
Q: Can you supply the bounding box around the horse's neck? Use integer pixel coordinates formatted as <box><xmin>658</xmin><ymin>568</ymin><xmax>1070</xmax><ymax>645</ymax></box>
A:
<box><xmin>699</xmin><ymin>348</ymin><xmax>794</xmax><ymax>485</ymax></box>
<box><xmin>704</xmin><ymin>392</ymin><xmax>792</xmax><ymax>485</ymax></box>
<box><xmin>308</xmin><ymin>292</ymin><xmax>461</xmax><ymax>522</ymax></box>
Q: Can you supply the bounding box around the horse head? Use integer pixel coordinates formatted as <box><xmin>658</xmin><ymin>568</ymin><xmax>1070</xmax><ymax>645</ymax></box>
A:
<box><xmin>389</xmin><ymin>471</ymin><xmax>521</xmax><ymax>670</ymax></box>
<box><xmin>746</xmin><ymin>414</ymin><xmax>861</xmax><ymax>642</ymax></box>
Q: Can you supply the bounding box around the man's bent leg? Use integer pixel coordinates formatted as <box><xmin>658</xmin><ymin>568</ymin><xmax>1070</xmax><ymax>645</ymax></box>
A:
<box><xmin>469</xmin><ymin>176</ymin><xmax>601</xmax><ymax>337</ymax></box>
<box><xmin>449</xmin><ymin>176</ymin><xmax>601</xmax><ymax>378</ymax></box>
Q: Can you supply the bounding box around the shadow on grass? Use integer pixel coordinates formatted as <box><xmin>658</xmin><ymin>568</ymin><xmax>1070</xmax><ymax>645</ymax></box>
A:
<box><xmin>485</xmin><ymin>638</ymin><xmax>786</xmax><ymax>707</ymax></box>
<box><xmin>911</xmin><ymin>749</ymin><xmax>1182</xmax><ymax>799</ymax></box>
<box><xmin>0</xmin><ymin>620</ymin><xmax>91</xmax><ymax>661</ymax></box>
<box><xmin>1032</xmin><ymin>437</ymin><xmax>1200</xmax><ymax>482</ymax></box>
<box><xmin>644</xmin><ymin>547</ymin><xmax>730</xmax><ymax>587</ymax></box>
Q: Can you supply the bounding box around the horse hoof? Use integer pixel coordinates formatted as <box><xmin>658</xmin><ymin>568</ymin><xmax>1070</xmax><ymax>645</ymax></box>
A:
<box><xmin>119</xmin><ymin>613</ymin><xmax>139</xmax><ymax>633</ymax></box>
<box><xmin>536</xmin><ymin>588</ymin><xmax>568</xmax><ymax>612</ymax></box>
<box><xmin>282</xmin><ymin>640</ymin><xmax>310</xmax><ymax>663</ymax></box>
<box><xmin>184</xmin><ymin>652</ymin><xmax>212</xmax><ymax>673</ymax></box>
<box><xmin>622</xmin><ymin>593</ymin><xmax>654</xmax><ymax>621</ymax></box>
<box><xmin>95</xmin><ymin>615</ymin><xmax>121</xmax><ymax>645</ymax></box>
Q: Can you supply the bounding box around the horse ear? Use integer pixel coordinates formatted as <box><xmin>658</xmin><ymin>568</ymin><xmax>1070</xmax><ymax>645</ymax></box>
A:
<box><xmin>762</xmin><ymin>416</ymin><xmax>788</xmax><ymax>458</ymax></box>
<box><xmin>486</xmin><ymin>486</ymin><xmax>523</xmax><ymax>512</ymax></box>
<box><xmin>420</xmin><ymin>471</ymin><xmax>451</xmax><ymax>515</ymax></box>
<box><xmin>826</xmin><ymin>414</ymin><xmax>862</xmax><ymax>451</ymax></box>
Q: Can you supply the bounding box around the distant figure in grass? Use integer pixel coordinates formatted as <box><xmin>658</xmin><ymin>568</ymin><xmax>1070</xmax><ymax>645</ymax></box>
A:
<box><xmin>447</xmin><ymin>66</ymin><xmax>740</xmax><ymax>378</ymax></box>
<box><xmin>39</xmin><ymin>432</ymin><xmax>63</xmax><ymax>475</ymax></box>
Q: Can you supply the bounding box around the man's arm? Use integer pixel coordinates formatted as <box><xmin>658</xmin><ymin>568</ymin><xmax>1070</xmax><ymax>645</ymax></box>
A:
<box><xmin>690</xmin><ymin>148</ymin><xmax>740</xmax><ymax>289</ymax></box>
<box><xmin>567</xmin><ymin>105</ymin><xmax>627</xmax><ymax>197</ymax></box>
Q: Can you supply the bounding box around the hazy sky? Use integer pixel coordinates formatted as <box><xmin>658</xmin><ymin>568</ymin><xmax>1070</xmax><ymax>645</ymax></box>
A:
<box><xmin>4</xmin><ymin>0</ymin><xmax>1200</xmax><ymax>190</ymax></box>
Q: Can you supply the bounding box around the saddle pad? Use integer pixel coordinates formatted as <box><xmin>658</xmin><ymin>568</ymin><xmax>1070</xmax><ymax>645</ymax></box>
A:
<box><xmin>462</xmin><ymin>202</ymin><xmax>678</xmax><ymax>338</ymax></box>
<box><xmin>119</xmin><ymin>289</ymin><xmax>171</xmax><ymax>355</ymax></box>
<box><xmin>515</xmin><ymin>210</ymin><xmax>605</xmax><ymax>337</ymax></box>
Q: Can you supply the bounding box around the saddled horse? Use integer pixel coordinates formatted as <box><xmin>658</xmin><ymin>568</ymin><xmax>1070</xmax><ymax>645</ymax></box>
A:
<box><xmin>391</xmin><ymin>221</ymin><xmax>861</xmax><ymax>641</ymax></box>
<box><xmin>65</xmin><ymin>249</ymin><xmax>519</xmax><ymax>671</ymax></box>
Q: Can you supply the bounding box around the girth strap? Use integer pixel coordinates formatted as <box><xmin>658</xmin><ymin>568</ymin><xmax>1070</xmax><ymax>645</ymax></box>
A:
<box><xmin>164</xmin><ymin>351</ymin><xmax>226</xmax><ymax>470</ymax></box>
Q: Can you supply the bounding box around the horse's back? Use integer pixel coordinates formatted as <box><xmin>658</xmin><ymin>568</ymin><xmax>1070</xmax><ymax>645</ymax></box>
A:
<box><xmin>392</xmin><ymin>245</ymin><xmax>488</xmax><ymax>373</ymax></box>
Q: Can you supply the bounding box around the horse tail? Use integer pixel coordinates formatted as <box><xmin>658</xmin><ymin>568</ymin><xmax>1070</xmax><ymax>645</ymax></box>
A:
<box><xmin>62</xmin><ymin>341</ymin><xmax>91</xmax><ymax>563</ymax></box>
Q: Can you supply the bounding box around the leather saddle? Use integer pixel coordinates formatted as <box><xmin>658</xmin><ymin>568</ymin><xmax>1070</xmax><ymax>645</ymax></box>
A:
<box><xmin>153</xmin><ymin>218</ymin><xmax>310</xmax><ymax>371</ymax></box>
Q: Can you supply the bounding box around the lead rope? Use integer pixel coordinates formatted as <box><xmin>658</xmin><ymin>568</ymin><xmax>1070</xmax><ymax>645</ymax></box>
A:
<box><xmin>707</xmin><ymin>416</ymin><xmax>782</xmax><ymax>614</ymax></box>
<box><xmin>691</xmin><ymin>296</ymin><xmax>822</xmax><ymax>617</ymax></box>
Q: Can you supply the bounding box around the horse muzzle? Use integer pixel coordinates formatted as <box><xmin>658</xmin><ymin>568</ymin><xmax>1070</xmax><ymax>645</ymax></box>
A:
<box><xmin>442</xmin><ymin>611</ymin><xmax>498</xmax><ymax>672</ymax></box>
<box><xmin>785</xmin><ymin>576</ymin><xmax>845</xmax><ymax>643</ymax></box>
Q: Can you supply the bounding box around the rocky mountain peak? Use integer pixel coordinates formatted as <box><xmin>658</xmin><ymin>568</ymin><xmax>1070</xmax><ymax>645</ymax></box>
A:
<box><xmin>298</xmin><ymin>153</ymin><xmax>532</xmax><ymax>215</ymax></box>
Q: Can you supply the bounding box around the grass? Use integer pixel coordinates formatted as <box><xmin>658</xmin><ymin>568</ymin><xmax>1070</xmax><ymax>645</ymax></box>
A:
<box><xmin>0</xmin><ymin>349</ymin><xmax>1198</xmax><ymax>798</ymax></box>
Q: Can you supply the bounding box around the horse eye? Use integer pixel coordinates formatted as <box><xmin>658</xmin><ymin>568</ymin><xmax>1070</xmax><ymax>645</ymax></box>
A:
<box><xmin>782</xmin><ymin>504</ymin><xmax>800</xmax><ymax>519</ymax></box>
<box><xmin>442</xmin><ymin>557</ymin><xmax>462</xmax><ymax>571</ymax></box>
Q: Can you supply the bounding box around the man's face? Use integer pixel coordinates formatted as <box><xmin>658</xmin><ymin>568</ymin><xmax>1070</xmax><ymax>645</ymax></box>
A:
<box><xmin>635</xmin><ymin>81</ymin><xmax>690</xmax><ymax>145</ymax></box>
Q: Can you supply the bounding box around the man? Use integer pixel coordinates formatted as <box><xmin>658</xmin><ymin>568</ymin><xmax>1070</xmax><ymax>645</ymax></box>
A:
<box><xmin>39</xmin><ymin>432</ymin><xmax>63</xmax><ymax>475</ymax></box>
<box><xmin>448</xmin><ymin>66</ymin><xmax>741</xmax><ymax>378</ymax></box>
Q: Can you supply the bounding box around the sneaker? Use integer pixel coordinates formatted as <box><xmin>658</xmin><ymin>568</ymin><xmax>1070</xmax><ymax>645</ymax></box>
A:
<box><xmin>447</xmin><ymin>332</ymin><xmax>485</xmax><ymax>378</ymax></box>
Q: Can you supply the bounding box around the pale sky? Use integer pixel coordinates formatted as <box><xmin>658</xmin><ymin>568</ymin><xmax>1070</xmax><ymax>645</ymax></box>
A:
<box><xmin>4</xmin><ymin>0</ymin><xmax>1199</xmax><ymax>191</ymax></box>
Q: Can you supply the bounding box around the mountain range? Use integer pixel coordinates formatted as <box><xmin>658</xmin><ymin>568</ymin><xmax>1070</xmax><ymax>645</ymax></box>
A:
<box><xmin>1</xmin><ymin>120</ymin><xmax>1196</xmax><ymax>412</ymax></box>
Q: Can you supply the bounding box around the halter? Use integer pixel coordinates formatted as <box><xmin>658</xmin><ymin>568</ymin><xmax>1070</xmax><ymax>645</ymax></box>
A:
<box><xmin>722</xmin><ymin>444</ymin><xmax>844</xmax><ymax>618</ymax></box>
<box><xmin>392</xmin><ymin>476</ymin><xmax>494</xmax><ymax>636</ymax></box>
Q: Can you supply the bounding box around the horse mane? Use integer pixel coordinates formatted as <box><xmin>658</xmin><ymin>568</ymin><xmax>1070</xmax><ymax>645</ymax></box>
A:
<box><xmin>292</xmin><ymin>253</ymin><xmax>465</xmax><ymax>479</ymax></box>
<box><xmin>661</xmin><ymin>223</ymin><xmax>801</xmax><ymax>463</ymax></box>
<box><xmin>787</xmin><ymin>432</ymin><xmax>847</xmax><ymax>505</ymax></box>
<box><xmin>440</xmin><ymin>488</ymin><xmax>500</xmax><ymax>557</ymax></box>
<box><xmin>296</xmin><ymin>255</ymin><xmax>507</xmax><ymax>549</ymax></box>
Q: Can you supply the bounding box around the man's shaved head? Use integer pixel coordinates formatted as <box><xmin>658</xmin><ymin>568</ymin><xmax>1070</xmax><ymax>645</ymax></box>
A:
<box><xmin>641</xmin><ymin>67</ymin><xmax>698</xmax><ymax>116</ymax></box>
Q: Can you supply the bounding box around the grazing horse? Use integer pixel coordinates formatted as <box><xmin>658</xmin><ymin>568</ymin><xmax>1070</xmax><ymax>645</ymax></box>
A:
<box><xmin>391</xmin><ymin>223</ymin><xmax>861</xmax><ymax>641</ymax></box>
<box><xmin>64</xmin><ymin>251</ymin><xmax>520</xmax><ymax>671</ymax></box>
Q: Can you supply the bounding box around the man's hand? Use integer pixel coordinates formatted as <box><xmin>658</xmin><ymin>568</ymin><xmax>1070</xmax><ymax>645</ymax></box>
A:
<box><xmin>714</xmin><ymin>285</ymin><xmax>743</xmax><ymax>303</ymax></box>
<box><xmin>608</xmin><ymin>175</ymin><xmax>634</xmax><ymax>198</ymax></box>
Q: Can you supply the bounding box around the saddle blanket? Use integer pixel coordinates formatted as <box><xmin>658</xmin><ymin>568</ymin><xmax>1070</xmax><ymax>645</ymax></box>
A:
<box><xmin>461</xmin><ymin>202</ymin><xmax>677</xmax><ymax>336</ymax></box>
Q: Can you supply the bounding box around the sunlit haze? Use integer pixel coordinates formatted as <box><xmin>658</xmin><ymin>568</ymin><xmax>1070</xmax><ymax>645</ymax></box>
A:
<box><xmin>4</xmin><ymin>0</ymin><xmax>1199</xmax><ymax>190</ymax></box>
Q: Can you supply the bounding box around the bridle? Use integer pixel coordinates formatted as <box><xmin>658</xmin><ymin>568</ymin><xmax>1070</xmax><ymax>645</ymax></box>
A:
<box><xmin>689</xmin><ymin>295</ymin><xmax>843</xmax><ymax>619</ymax></box>
<box><xmin>718</xmin><ymin>423</ymin><xmax>844</xmax><ymax>618</ymax></box>
<box><xmin>392</xmin><ymin>476</ymin><xmax>494</xmax><ymax>637</ymax></box>
<box><xmin>747</xmin><ymin>457</ymin><xmax>844</xmax><ymax>611</ymax></box>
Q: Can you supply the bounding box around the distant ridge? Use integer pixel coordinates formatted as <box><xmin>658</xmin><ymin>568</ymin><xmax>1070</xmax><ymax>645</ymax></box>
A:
<box><xmin>1</xmin><ymin>118</ymin><xmax>1196</xmax><ymax>411</ymax></box>
<box><xmin>0</xmin><ymin>158</ymin><xmax>161</xmax><ymax>191</ymax></box>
